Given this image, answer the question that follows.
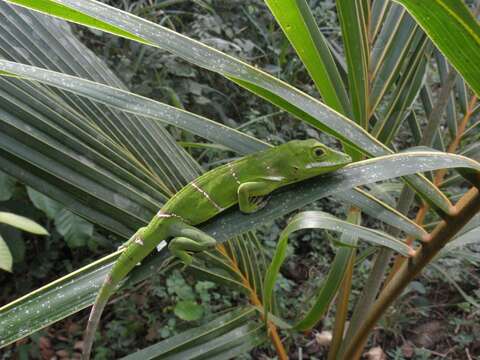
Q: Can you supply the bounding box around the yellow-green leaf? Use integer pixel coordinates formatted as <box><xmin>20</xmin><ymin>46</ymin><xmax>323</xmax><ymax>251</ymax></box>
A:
<box><xmin>0</xmin><ymin>234</ymin><xmax>13</xmax><ymax>272</ymax></box>
<box><xmin>0</xmin><ymin>212</ymin><xmax>48</xmax><ymax>235</ymax></box>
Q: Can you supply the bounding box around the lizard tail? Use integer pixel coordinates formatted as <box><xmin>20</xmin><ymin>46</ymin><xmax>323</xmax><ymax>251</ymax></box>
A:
<box><xmin>82</xmin><ymin>274</ymin><xmax>115</xmax><ymax>360</ymax></box>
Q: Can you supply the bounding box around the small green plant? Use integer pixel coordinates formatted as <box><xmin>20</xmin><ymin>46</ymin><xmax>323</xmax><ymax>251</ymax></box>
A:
<box><xmin>0</xmin><ymin>172</ymin><xmax>49</xmax><ymax>272</ymax></box>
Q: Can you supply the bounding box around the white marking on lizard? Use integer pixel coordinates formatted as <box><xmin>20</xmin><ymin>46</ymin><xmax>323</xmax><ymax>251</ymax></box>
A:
<box><xmin>156</xmin><ymin>210</ymin><xmax>189</xmax><ymax>223</ymax></box>
<box><xmin>191</xmin><ymin>181</ymin><xmax>224</xmax><ymax>211</ymax></box>
<box><xmin>227</xmin><ymin>162</ymin><xmax>241</xmax><ymax>184</ymax></box>
<box><xmin>156</xmin><ymin>240</ymin><xmax>168</xmax><ymax>252</ymax></box>
<box><xmin>134</xmin><ymin>234</ymin><xmax>144</xmax><ymax>246</ymax></box>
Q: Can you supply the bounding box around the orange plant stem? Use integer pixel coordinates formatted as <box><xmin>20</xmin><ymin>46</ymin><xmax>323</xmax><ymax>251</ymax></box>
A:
<box><xmin>216</xmin><ymin>244</ymin><xmax>289</xmax><ymax>360</ymax></box>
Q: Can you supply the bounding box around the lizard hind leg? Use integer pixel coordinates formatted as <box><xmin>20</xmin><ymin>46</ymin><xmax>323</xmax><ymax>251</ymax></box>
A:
<box><xmin>168</xmin><ymin>223</ymin><xmax>218</xmax><ymax>267</ymax></box>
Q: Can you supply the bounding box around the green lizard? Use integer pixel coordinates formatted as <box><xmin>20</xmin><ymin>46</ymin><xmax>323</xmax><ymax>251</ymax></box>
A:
<box><xmin>82</xmin><ymin>139</ymin><xmax>352</xmax><ymax>359</ymax></box>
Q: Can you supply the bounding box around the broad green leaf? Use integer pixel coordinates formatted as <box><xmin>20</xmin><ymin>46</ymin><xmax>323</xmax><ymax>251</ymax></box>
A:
<box><xmin>0</xmin><ymin>234</ymin><xmax>13</xmax><ymax>272</ymax></box>
<box><xmin>334</xmin><ymin>188</ymin><xmax>427</xmax><ymax>239</ymax></box>
<box><xmin>4</xmin><ymin>0</ymin><xmax>387</xmax><ymax>156</ymax></box>
<box><xmin>54</xmin><ymin>209</ymin><xmax>93</xmax><ymax>248</ymax></box>
<box><xmin>27</xmin><ymin>187</ymin><xmax>62</xmax><ymax>219</ymax></box>
<box><xmin>263</xmin><ymin>211</ymin><xmax>414</xmax><ymax>325</ymax></box>
<box><xmin>1</xmin><ymin>151</ymin><xmax>479</xmax><ymax>346</ymax></box>
<box><xmin>121</xmin><ymin>307</ymin><xmax>266</xmax><ymax>360</ymax></box>
<box><xmin>265</xmin><ymin>0</ymin><xmax>351</xmax><ymax>114</ymax></box>
<box><xmin>174</xmin><ymin>300</ymin><xmax>204</xmax><ymax>322</ymax></box>
<box><xmin>0</xmin><ymin>171</ymin><xmax>16</xmax><ymax>201</ymax></box>
<box><xmin>394</xmin><ymin>0</ymin><xmax>480</xmax><ymax>96</ymax></box>
<box><xmin>205</xmin><ymin>151</ymin><xmax>480</xmax><ymax>243</ymax></box>
<box><xmin>0</xmin><ymin>212</ymin><xmax>48</xmax><ymax>235</ymax></box>
<box><xmin>0</xmin><ymin>60</ymin><xmax>266</xmax><ymax>155</ymax></box>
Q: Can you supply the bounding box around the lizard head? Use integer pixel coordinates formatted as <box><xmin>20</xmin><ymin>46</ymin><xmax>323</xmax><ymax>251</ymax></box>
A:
<box><xmin>286</xmin><ymin>139</ymin><xmax>352</xmax><ymax>180</ymax></box>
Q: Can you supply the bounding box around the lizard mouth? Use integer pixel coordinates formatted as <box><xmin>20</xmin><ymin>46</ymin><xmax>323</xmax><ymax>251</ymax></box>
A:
<box><xmin>305</xmin><ymin>161</ymin><xmax>345</xmax><ymax>169</ymax></box>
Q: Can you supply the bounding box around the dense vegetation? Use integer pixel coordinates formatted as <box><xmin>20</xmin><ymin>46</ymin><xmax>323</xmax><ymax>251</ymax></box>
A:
<box><xmin>0</xmin><ymin>0</ymin><xmax>479</xmax><ymax>359</ymax></box>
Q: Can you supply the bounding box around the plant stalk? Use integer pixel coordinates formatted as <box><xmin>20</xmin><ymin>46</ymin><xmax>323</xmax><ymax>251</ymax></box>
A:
<box><xmin>343</xmin><ymin>182</ymin><xmax>480</xmax><ymax>359</ymax></box>
<box><xmin>327</xmin><ymin>208</ymin><xmax>360</xmax><ymax>360</ymax></box>
<box><xmin>339</xmin><ymin>186</ymin><xmax>414</xmax><ymax>352</ymax></box>
<box><xmin>216</xmin><ymin>244</ymin><xmax>289</xmax><ymax>360</ymax></box>
<box><xmin>327</xmin><ymin>249</ymin><xmax>355</xmax><ymax>360</ymax></box>
<box><xmin>341</xmin><ymin>64</ymin><xmax>461</xmax><ymax>353</ymax></box>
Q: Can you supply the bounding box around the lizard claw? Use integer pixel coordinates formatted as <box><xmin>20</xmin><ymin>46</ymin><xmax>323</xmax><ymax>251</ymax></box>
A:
<box><xmin>249</xmin><ymin>195</ymin><xmax>270</xmax><ymax>212</ymax></box>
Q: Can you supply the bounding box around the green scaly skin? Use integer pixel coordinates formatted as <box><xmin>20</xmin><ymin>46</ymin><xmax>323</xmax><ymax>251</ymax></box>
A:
<box><xmin>82</xmin><ymin>139</ymin><xmax>352</xmax><ymax>359</ymax></box>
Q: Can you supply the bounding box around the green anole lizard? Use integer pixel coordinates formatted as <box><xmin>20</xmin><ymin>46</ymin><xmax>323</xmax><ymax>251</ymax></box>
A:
<box><xmin>82</xmin><ymin>139</ymin><xmax>352</xmax><ymax>359</ymax></box>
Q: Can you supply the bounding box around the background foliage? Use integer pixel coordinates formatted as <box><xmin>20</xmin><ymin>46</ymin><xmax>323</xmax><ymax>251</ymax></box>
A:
<box><xmin>0</xmin><ymin>0</ymin><xmax>479</xmax><ymax>359</ymax></box>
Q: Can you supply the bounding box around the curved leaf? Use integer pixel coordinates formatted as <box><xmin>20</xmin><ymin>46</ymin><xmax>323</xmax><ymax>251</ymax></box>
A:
<box><xmin>263</xmin><ymin>211</ymin><xmax>414</xmax><ymax>325</ymax></box>
<box><xmin>0</xmin><ymin>212</ymin><xmax>48</xmax><ymax>235</ymax></box>
<box><xmin>0</xmin><ymin>234</ymin><xmax>13</xmax><ymax>272</ymax></box>
<box><xmin>334</xmin><ymin>188</ymin><xmax>427</xmax><ymax>240</ymax></box>
<box><xmin>295</xmin><ymin>210</ymin><xmax>359</xmax><ymax>332</ymax></box>
<box><xmin>0</xmin><ymin>60</ymin><xmax>266</xmax><ymax>155</ymax></box>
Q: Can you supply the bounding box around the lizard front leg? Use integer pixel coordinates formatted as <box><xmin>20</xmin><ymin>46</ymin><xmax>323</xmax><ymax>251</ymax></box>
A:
<box><xmin>168</xmin><ymin>222</ymin><xmax>217</xmax><ymax>266</ymax></box>
<box><xmin>238</xmin><ymin>181</ymin><xmax>279</xmax><ymax>213</ymax></box>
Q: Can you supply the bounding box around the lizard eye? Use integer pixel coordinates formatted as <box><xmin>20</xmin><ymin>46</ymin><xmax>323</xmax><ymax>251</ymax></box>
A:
<box><xmin>313</xmin><ymin>147</ymin><xmax>326</xmax><ymax>158</ymax></box>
